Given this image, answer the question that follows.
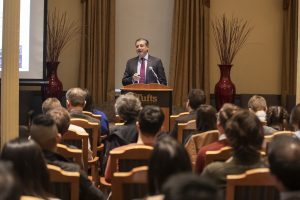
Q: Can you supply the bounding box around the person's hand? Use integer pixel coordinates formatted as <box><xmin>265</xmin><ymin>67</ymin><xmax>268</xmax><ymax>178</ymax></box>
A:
<box><xmin>132</xmin><ymin>73</ymin><xmax>140</xmax><ymax>81</ymax></box>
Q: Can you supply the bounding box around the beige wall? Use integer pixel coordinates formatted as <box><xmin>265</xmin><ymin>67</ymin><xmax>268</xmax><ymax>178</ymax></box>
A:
<box><xmin>47</xmin><ymin>0</ymin><xmax>82</xmax><ymax>90</ymax></box>
<box><xmin>52</xmin><ymin>0</ymin><xmax>283</xmax><ymax>94</ymax></box>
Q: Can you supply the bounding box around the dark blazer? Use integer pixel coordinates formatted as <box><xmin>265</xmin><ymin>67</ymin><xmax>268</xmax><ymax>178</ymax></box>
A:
<box><xmin>122</xmin><ymin>55</ymin><xmax>167</xmax><ymax>86</ymax></box>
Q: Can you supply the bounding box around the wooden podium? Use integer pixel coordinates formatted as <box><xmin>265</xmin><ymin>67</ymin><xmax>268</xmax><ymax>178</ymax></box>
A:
<box><xmin>121</xmin><ymin>84</ymin><xmax>173</xmax><ymax>131</ymax></box>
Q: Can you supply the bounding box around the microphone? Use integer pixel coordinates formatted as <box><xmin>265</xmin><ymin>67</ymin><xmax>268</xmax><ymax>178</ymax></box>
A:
<box><xmin>149</xmin><ymin>66</ymin><xmax>160</xmax><ymax>84</ymax></box>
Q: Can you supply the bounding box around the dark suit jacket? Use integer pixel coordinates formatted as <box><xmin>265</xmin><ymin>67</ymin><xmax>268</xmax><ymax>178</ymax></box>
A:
<box><xmin>122</xmin><ymin>55</ymin><xmax>167</xmax><ymax>86</ymax></box>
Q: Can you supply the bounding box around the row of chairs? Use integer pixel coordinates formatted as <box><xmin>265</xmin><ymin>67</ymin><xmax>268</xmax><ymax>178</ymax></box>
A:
<box><xmin>109</xmin><ymin>165</ymin><xmax>279</xmax><ymax>200</ymax></box>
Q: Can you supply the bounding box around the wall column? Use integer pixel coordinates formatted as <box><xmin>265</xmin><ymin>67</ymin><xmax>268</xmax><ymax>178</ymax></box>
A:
<box><xmin>1</xmin><ymin>0</ymin><xmax>20</xmax><ymax>147</ymax></box>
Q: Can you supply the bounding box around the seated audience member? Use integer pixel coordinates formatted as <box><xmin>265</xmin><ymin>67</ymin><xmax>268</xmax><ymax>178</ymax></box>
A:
<box><xmin>170</xmin><ymin>89</ymin><xmax>206</xmax><ymax>139</ymax></box>
<box><xmin>268</xmin><ymin>135</ymin><xmax>300</xmax><ymax>199</ymax></box>
<box><xmin>195</xmin><ymin>103</ymin><xmax>240</xmax><ymax>174</ymax></box>
<box><xmin>65</xmin><ymin>87</ymin><xmax>100</xmax><ymax>125</ymax></box>
<box><xmin>84</xmin><ymin>89</ymin><xmax>110</xmax><ymax>135</ymax></box>
<box><xmin>248</xmin><ymin>95</ymin><xmax>276</xmax><ymax>135</ymax></box>
<box><xmin>163</xmin><ymin>173</ymin><xmax>220</xmax><ymax>200</ymax></box>
<box><xmin>102</xmin><ymin>92</ymin><xmax>142</xmax><ymax>171</ymax></box>
<box><xmin>0</xmin><ymin>139</ymin><xmax>53</xmax><ymax>199</ymax></box>
<box><xmin>0</xmin><ymin>161</ymin><xmax>21</xmax><ymax>200</ymax></box>
<box><xmin>42</xmin><ymin>97</ymin><xmax>62</xmax><ymax>114</ymax></box>
<box><xmin>184</xmin><ymin>104</ymin><xmax>217</xmax><ymax>144</ymax></box>
<box><xmin>46</xmin><ymin>107</ymin><xmax>93</xmax><ymax>161</ymax></box>
<box><xmin>42</xmin><ymin>97</ymin><xmax>93</xmax><ymax>158</ymax></box>
<box><xmin>289</xmin><ymin>104</ymin><xmax>300</xmax><ymax>138</ymax></box>
<box><xmin>105</xmin><ymin>105</ymin><xmax>165</xmax><ymax>182</ymax></box>
<box><xmin>147</xmin><ymin>136</ymin><xmax>192</xmax><ymax>197</ymax></box>
<box><xmin>30</xmin><ymin>114</ymin><xmax>105</xmax><ymax>200</ymax></box>
<box><xmin>266</xmin><ymin>106</ymin><xmax>289</xmax><ymax>131</ymax></box>
<box><xmin>201</xmin><ymin>110</ymin><xmax>267</xmax><ymax>190</ymax></box>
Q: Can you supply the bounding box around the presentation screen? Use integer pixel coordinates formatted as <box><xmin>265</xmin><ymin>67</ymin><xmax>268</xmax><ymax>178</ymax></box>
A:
<box><xmin>0</xmin><ymin>0</ymin><xmax>46</xmax><ymax>81</ymax></box>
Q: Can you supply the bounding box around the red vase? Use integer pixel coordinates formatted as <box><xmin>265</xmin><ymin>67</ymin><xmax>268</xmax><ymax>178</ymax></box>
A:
<box><xmin>43</xmin><ymin>61</ymin><xmax>63</xmax><ymax>100</ymax></box>
<box><xmin>214</xmin><ymin>64</ymin><xmax>236</xmax><ymax>110</ymax></box>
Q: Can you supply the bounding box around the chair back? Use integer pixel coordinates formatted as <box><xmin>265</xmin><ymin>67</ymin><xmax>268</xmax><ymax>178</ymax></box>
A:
<box><xmin>204</xmin><ymin>146</ymin><xmax>232</xmax><ymax>167</ymax></box>
<box><xmin>177</xmin><ymin>119</ymin><xmax>197</xmax><ymax>144</ymax></box>
<box><xmin>110</xmin><ymin>145</ymin><xmax>153</xmax><ymax>178</ymax></box>
<box><xmin>263</xmin><ymin>131</ymin><xmax>295</xmax><ymax>152</ymax></box>
<box><xmin>226</xmin><ymin>168</ymin><xmax>279</xmax><ymax>200</ymax></box>
<box><xmin>111</xmin><ymin>166</ymin><xmax>148</xmax><ymax>200</ymax></box>
<box><xmin>170</xmin><ymin>112</ymin><xmax>189</xmax><ymax>130</ymax></box>
<box><xmin>82</xmin><ymin>111</ymin><xmax>102</xmax><ymax>120</ymax></box>
<box><xmin>62</xmin><ymin>129</ymin><xmax>89</xmax><ymax>171</ymax></box>
<box><xmin>47</xmin><ymin>164</ymin><xmax>80</xmax><ymax>200</ymax></box>
<box><xmin>70</xmin><ymin>118</ymin><xmax>99</xmax><ymax>157</ymax></box>
<box><xmin>185</xmin><ymin>130</ymin><xmax>219</xmax><ymax>165</ymax></box>
<box><xmin>56</xmin><ymin>143</ymin><xmax>83</xmax><ymax>168</ymax></box>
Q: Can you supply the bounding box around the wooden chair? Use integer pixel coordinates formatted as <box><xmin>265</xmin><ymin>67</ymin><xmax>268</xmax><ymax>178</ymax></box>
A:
<box><xmin>185</xmin><ymin>129</ymin><xmax>219</xmax><ymax>167</ymax></box>
<box><xmin>100</xmin><ymin>145</ymin><xmax>153</xmax><ymax>190</ymax></box>
<box><xmin>57</xmin><ymin>143</ymin><xmax>83</xmax><ymax>168</ymax></box>
<box><xmin>62</xmin><ymin>129</ymin><xmax>99</xmax><ymax>185</ymax></box>
<box><xmin>20</xmin><ymin>196</ymin><xmax>44</xmax><ymax>200</ymax></box>
<box><xmin>226</xmin><ymin>168</ymin><xmax>279</xmax><ymax>200</ymax></box>
<box><xmin>263</xmin><ymin>130</ymin><xmax>295</xmax><ymax>152</ymax></box>
<box><xmin>47</xmin><ymin>164</ymin><xmax>80</xmax><ymax>200</ymax></box>
<box><xmin>110</xmin><ymin>145</ymin><xmax>153</xmax><ymax>177</ymax></box>
<box><xmin>70</xmin><ymin>118</ymin><xmax>100</xmax><ymax>157</ymax></box>
<box><xmin>169</xmin><ymin>112</ymin><xmax>189</xmax><ymax>130</ymax></box>
<box><xmin>111</xmin><ymin>166</ymin><xmax>148</xmax><ymax>200</ymax></box>
<box><xmin>204</xmin><ymin>146</ymin><xmax>232</xmax><ymax>167</ymax></box>
<box><xmin>82</xmin><ymin>110</ymin><xmax>101</xmax><ymax>120</ymax></box>
<box><xmin>177</xmin><ymin>119</ymin><xmax>197</xmax><ymax>144</ymax></box>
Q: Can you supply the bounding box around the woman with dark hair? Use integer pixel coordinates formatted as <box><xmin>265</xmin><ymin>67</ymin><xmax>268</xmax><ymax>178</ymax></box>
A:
<box><xmin>0</xmin><ymin>138</ymin><xmax>53</xmax><ymax>199</ymax></box>
<box><xmin>147</xmin><ymin>136</ymin><xmax>192</xmax><ymax>197</ymax></box>
<box><xmin>266</xmin><ymin>106</ymin><xmax>289</xmax><ymax>131</ymax></box>
<box><xmin>196</xmin><ymin>104</ymin><xmax>217</xmax><ymax>132</ymax></box>
<box><xmin>201</xmin><ymin>110</ymin><xmax>267</xmax><ymax>190</ymax></box>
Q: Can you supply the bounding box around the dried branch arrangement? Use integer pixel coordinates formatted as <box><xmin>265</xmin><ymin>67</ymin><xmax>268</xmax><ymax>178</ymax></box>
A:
<box><xmin>211</xmin><ymin>15</ymin><xmax>252</xmax><ymax>65</ymax></box>
<box><xmin>47</xmin><ymin>8</ymin><xmax>80</xmax><ymax>62</ymax></box>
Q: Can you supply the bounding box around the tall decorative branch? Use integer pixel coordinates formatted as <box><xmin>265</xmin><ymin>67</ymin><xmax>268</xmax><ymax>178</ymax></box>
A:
<box><xmin>211</xmin><ymin>14</ymin><xmax>252</xmax><ymax>65</ymax></box>
<box><xmin>47</xmin><ymin>8</ymin><xmax>80</xmax><ymax>62</ymax></box>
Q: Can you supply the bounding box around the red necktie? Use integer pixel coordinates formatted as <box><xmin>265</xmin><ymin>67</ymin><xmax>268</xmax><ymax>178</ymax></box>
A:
<box><xmin>140</xmin><ymin>58</ymin><xmax>145</xmax><ymax>83</ymax></box>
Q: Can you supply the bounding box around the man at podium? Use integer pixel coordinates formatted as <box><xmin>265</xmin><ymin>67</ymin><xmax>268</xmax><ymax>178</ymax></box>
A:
<box><xmin>122</xmin><ymin>38</ymin><xmax>167</xmax><ymax>86</ymax></box>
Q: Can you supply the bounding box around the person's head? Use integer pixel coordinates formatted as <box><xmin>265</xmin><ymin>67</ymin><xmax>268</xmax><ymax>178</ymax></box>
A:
<box><xmin>217</xmin><ymin>103</ymin><xmax>240</xmax><ymax>134</ymax></box>
<box><xmin>115</xmin><ymin>92</ymin><xmax>142</xmax><ymax>122</ymax></box>
<box><xmin>186</xmin><ymin>89</ymin><xmax>206</xmax><ymax>111</ymax></box>
<box><xmin>290</xmin><ymin>104</ymin><xmax>300</xmax><ymax>131</ymax></box>
<box><xmin>0</xmin><ymin>161</ymin><xmax>21</xmax><ymax>200</ymax></box>
<box><xmin>42</xmin><ymin>97</ymin><xmax>62</xmax><ymax>114</ymax></box>
<box><xmin>46</xmin><ymin>107</ymin><xmax>70</xmax><ymax>136</ymax></box>
<box><xmin>137</xmin><ymin>105</ymin><xmax>164</xmax><ymax>137</ymax></box>
<box><xmin>248</xmin><ymin>95</ymin><xmax>267</xmax><ymax>112</ymax></box>
<box><xmin>163</xmin><ymin>173</ymin><xmax>219</xmax><ymax>200</ymax></box>
<box><xmin>66</xmin><ymin>87</ymin><xmax>87</xmax><ymax>110</ymax></box>
<box><xmin>148</xmin><ymin>136</ymin><xmax>192</xmax><ymax>195</ymax></box>
<box><xmin>196</xmin><ymin>104</ymin><xmax>217</xmax><ymax>132</ymax></box>
<box><xmin>266</xmin><ymin>106</ymin><xmax>289</xmax><ymax>131</ymax></box>
<box><xmin>225</xmin><ymin>110</ymin><xmax>264</xmax><ymax>164</ymax></box>
<box><xmin>268</xmin><ymin>135</ymin><xmax>300</xmax><ymax>191</ymax></box>
<box><xmin>135</xmin><ymin>38</ymin><xmax>149</xmax><ymax>58</ymax></box>
<box><xmin>30</xmin><ymin>114</ymin><xmax>59</xmax><ymax>151</ymax></box>
<box><xmin>0</xmin><ymin>139</ymin><xmax>50</xmax><ymax>198</ymax></box>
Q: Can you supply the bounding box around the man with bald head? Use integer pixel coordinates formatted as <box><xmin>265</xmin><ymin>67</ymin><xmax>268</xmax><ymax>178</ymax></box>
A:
<box><xmin>30</xmin><ymin>114</ymin><xmax>104</xmax><ymax>200</ymax></box>
<box><xmin>268</xmin><ymin>135</ymin><xmax>300</xmax><ymax>200</ymax></box>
